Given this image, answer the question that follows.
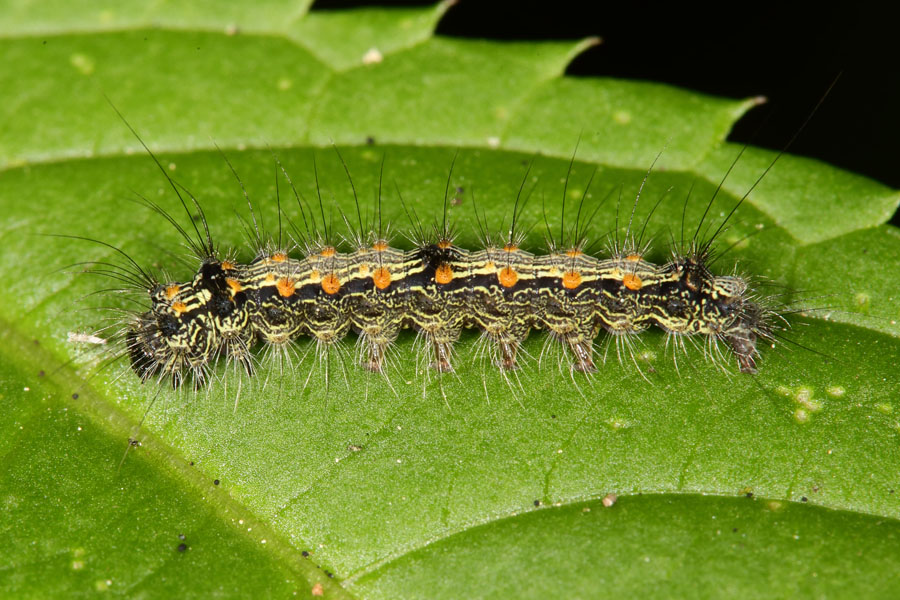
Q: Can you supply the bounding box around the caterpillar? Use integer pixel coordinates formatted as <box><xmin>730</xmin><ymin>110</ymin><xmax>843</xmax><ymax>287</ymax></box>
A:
<box><xmin>85</xmin><ymin>110</ymin><xmax>781</xmax><ymax>395</ymax></box>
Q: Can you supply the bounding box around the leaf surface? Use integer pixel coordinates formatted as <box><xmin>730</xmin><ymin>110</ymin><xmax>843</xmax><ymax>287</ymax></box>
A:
<box><xmin>1</xmin><ymin>3</ymin><xmax>899</xmax><ymax>597</ymax></box>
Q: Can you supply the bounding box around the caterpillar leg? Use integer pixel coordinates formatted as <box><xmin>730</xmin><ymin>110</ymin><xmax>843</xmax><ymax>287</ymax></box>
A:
<box><xmin>566</xmin><ymin>334</ymin><xmax>597</xmax><ymax>373</ymax></box>
<box><xmin>222</xmin><ymin>329</ymin><xmax>256</xmax><ymax>377</ymax></box>
<box><xmin>360</xmin><ymin>327</ymin><xmax>399</xmax><ymax>373</ymax></box>
<box><xmin>430</xmin><ymin>338</ymin><xmax>455</xmax><ymax>372</ymax></box>
<box><xmin>726</xmin><ymin>332</ymin><xmax>759</xmax><ymax>374</ymax></box>
<box><xmin>490</xmin><ymin>324</ymin><xmax>530</xmax><ymax>370</ymax></box>
<box><xmin>364</xmin><ymin>340</ymin><xmax>389</xmax><ymax>373</ymax></box>
<box><xmin>426</xmin><ymin>327</ymin><xmax>460</xmax><ymax>373</ymax></box>
<box><xmin>496</xmin><ymin>340</ymin><xmax>521</xmax><ymax>370</ymax></box>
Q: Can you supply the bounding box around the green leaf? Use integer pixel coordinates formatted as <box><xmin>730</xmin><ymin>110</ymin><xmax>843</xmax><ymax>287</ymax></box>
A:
<box><xmin>351</xmin><ymin>495</ymin><xmax>900</xmax><ymax>599</ymax></box>
<box><xmin>0</xmin><ymin>332</ymin><xmax>346</xmax><ymax>598</ymax></box>
<box><xmin>2</xmin><ymin>3</ymin><xmax>899</xmax><ymax>598</ymax></box>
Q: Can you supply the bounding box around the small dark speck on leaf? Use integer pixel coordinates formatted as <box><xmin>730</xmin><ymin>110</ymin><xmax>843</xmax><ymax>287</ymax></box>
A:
<box><xmin>745</xmin><ymin>492</ymin><xmax>754</xmax><ymax>499</ymax></box>
<box><xmin>302</xmin><ymin>551</ymin><xmax>310</xmax><ymax>557</ymax></box>
<box><xmin>72</xmin><ymin>393</ymin><xmax>79</xmax><ymax>400</ymax></box>
<box><xmin>190</xmin><ymin>461</ymin><xmax>194</xmax><ymax>466</ymax></box>
<box><xmin>38</xmin><ymin>370</ymin><xmax>45</xmax><ymax>377</ymax></box>
<box><xmin>326</xmin><ymin>571</ymin><xmax>334</xmax><ymax>578</ymax></box>
<box><xmin>533</xmin><ymin>500</ymin><xmax>541</xmax><ymax>507</ymax></box>
<box><xmin>890</xmin><ymin>490</ymin><xmax>895</xmax><ymax>494</ymax></box>
<box><xmin>732</xmin><ymin>528</ymin><xmax>738</xmax><ymax>533</ymax></box>
<box><xmin>176</xmin><ymin>543</ymin><xmax>187</xmax><ymax>552</ymax></box>
<box><xmin>551</xmin><ymin>414</ymin><xmax>556</xmax><ymax>419</ymax></box>
<box><xmin>366</xmin><ymin>136</ymin><xmax>375</xmax><ymax>145</ymax></box>
<box><xmin>801</xmin><ymin>496</ymin><xmax>808</xmax><ymax>502</ymax></box>
<box><xmin>213</xmin><ymin>479</ymin><xmax>220</xmax><ymax>486</ymax></box>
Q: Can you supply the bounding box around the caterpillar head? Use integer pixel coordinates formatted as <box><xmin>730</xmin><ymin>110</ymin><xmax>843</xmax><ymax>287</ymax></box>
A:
<box><xmin>665</xmin><ymin>256</ymin><xmax>770</xmax><ymax>373</ymax></box>
<box><xmin>708</xmin><ymin>274</ymin><xmax>774</xmax><ymax>374</ymax></box>
<box><xmin>127</xmin><ymin>259</ymin><xmax>234</xmax><ymax>386</ymax></box>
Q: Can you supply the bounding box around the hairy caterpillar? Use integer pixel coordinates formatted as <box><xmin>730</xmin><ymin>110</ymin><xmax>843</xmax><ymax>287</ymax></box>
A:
<box><xmin>78</xmin><ymin>109</ymin><xmax>785</xmax><ymax>398</ymax></box>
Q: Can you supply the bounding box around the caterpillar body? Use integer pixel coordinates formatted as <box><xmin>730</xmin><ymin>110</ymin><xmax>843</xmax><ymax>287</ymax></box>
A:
<box><xmin>127</xmin><ymin>226</ymin><xmax>769</xmax><ymax>385</ymax></box>
<box><xmin>109</xmin><ymin>128</ymin><xmax>775</xmax><ymax>391</ymax></box>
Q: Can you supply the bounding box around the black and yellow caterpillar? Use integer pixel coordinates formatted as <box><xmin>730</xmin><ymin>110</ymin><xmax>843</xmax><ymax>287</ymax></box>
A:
<box><xmin>105</xmin><ymin>112</ymin><xmax>774</xmax><ymax>388</ymax></box>
<box><xmin>126</xmin><ymin>222</ymin><xmax>771</xmax><ymax>387</ymax></box>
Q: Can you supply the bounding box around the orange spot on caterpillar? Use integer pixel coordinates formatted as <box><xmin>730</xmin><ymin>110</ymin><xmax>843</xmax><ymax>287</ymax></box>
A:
<box><xmin>320</xmin><ymin>247</ymin><xmax>336</xmax><ymax>257</ymax></box>
<box><xmin>322</xmin><ymin>274</ymin><xmax>341</xmax><ymax>294</ymax></box>
<box><xmin>277</xmin><ymin>277</ymin><xmax>295</xmax><ymax>297</ymax></box>
<box><xmin>221</xmin><ymin>260</ymin><xmax>235</xmax><ymax>270</ymax></box>
<box><xmin>373</xmin><ymin>267</ymin><xmax>391</xmax><ymax>289</ymax></box>
<box><xmin>625</xmin><ymin>254</ymin><xmax>642</xmax><ymax>262</ymax></box>
<box><xmin>271</xmin><ymin>252</ymin><xmax>287</xmax><ymax>263</ymax></box>
<box><xmin>435</xmin><ymin>263</ymin><xmax>453</xmax><ymax>284</ymax></box>
<box><xmin>562</xmin><ymin>271</ymin><xmax>582</xmax><ymax>289</ymax></box>
<box><xmin>503</xmin><ymin>243</ymin><xmax>518</xmax><ymax>252</ymax></box>
<box><xmin>226</xmin><ymin>278</ymin><xmax>243</xmax><ymax>294</ymax></box>
<box><xmin>372</xmin><ymin>241</ymin><xmax>388</xmax><ymax>252</ymax></box>
<box><xmin>165</xmin><ymin>284</ymin><xmax>180</xmax><ymax>299</ymax></box>
<box><xmin>565</xmin><ymin>249</ymin><xmax>582</xmax><ymax>257</ymax></box>
<box><xmin>498</xmin><ymin>266</ymin><xmax>518</xmax><ymax>287</ymax></box>
<box><xmin>437</xmin><ymin>240</ymin><xmax>452</xmax><ymax>250</ymax></box>
<box><xmin>265</xmin><ymin>273</ymin><xmax>275</xmax><ymax>283</ymax></box>
<box><xmin>171</xmin><ymin>301</ymin><xmax>187</xmax><ymax>315</ymax></box>
<box><xmin>623</xmin><ymin>273</ymin><xmax>643</xmax><ymax>290</ymax></box>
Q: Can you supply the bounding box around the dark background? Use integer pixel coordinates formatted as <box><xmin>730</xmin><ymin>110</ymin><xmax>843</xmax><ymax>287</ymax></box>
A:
<box><xmin>315</xmin><ymin>0</ymin><xmax>900</xmax><ymax>226</ymax></box>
